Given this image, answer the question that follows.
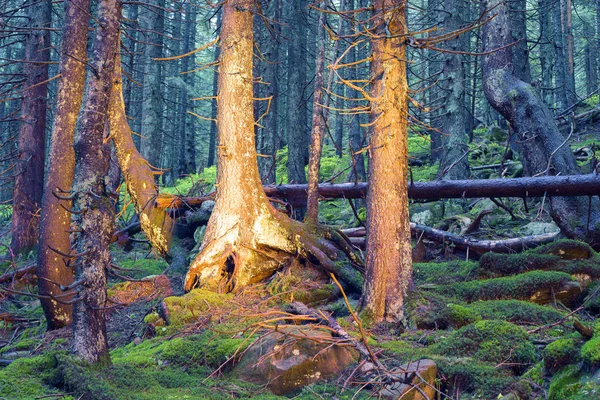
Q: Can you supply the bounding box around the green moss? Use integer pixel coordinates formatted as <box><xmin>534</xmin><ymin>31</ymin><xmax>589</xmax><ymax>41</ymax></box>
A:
<box><xmin>0</xmin><ymin>353</ymin><xmax>64</xmax><ymax>398</ymax></box>
<box><xmin>113</xmin><ymin>258</ymin><xmax>168</xmax><ymax>280</ymax></box>
<box><xmin>580</xmin><ymin>337</ymin><xmax>600</xmax><ymax>366</ymax></box>
<box><xmin>436</xmin><ymin>320</ymin><xmax>536</xmax><ymax>373</ymax></box>
<box><xmin>543</xmin><ymin>338</ymin><xmax>581</xmax><ymax>373</ymax></box>
<box><xmin>413</xmin><ymin>261</ymin><xmax>479</xmax><ymax>285</ymax></box>
<box><xmin>446</xmin><ymin>304</ymin><xmax>481</xmax><ymax>328</ymax></box>
<box><xmin>523</xmin><ymin>362</ymin><xmax>544</xmax><ymax>386</ymax></box>
<box><xmin>548</xmin><ymin>365</ymin><xmax>583</xmax><ymax>400</ymax></box>
<box><xmin>468</xmin><ymin>300</ymin><xmax>564</xmax><ymax>325</ymax></box>
<box><xmin>433</xmin><ymin>270</ymin><xmax>575</xmax><ymax>303</ymax></box>
<box><xmin>162</xmin><ymin>289</ymin><xmax>232</xmax><ymax>329</ymax></box>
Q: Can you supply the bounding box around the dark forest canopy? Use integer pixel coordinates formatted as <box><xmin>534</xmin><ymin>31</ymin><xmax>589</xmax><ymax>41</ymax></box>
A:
<box><xmin>0</xmin><ymin>0</ymin><xmax>599</xmax><ymax>398</ymax></box>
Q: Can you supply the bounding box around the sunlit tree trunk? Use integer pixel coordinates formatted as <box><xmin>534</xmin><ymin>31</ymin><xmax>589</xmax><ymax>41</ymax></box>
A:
<box><xmin>207</xmin><ymin>8</ymin><xmax>222</xmax><ymax>168</ymax></box>
<box><xmin>37</xmin><ymin>0</ymin><xmax>90</xmax><ymax>330</ymax></box>
<box><xmin>71</xmin><ymin>0</ymin><xmax>120</xmax><ymax>364</ymax></box>
<box><xmin>140</xmin><ymin>0</ymin><xmax>165</xmax><ymax>170</ymax></box>
<box><xmin>184</xmin><ymin>0</ymin><xmax>363</xmax><ymax>294</ymax></box>
<box><xmin>360</xmin><ymin>0</ymin><xmax>412</xmax><ymax>323</ymax></box>
<box><xmin>11</xmin><ymin>0</ymin><xmax>52</xmax><ymax>254</ymax></box>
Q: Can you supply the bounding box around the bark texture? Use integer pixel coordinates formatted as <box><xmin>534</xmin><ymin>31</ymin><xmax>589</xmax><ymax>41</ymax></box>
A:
<box><xmin>184</xmin><ymin>0</ymin><xmax>362</xmax><ymax>294</ymax></box>
<box><xmin>37</xmin><ymin>0</ymin><xmax>91</xmax><ymax>330</ymax></box>
<box><xmin>71</xmin><ymin>0</ymin><xmax>120</xmax><ymax>364</ymax></box>
<box><xmin>11</xmin><ymin>0</ymin><xmax>52</xmax><ymax>254</ymax></box>
<box><xmin>482</xmin><ymin>0</ymin><xmax>600</xmax><ymax>248</ymax></box>
<box><xmin>360</xmin><ymin>0</ymin><xmax>412</xmax><ymax>323</ymax></box>
<box><xmin>109</xmin><ymin>50</ymin><xmax>174</xmax><ymax>256</ymax></box>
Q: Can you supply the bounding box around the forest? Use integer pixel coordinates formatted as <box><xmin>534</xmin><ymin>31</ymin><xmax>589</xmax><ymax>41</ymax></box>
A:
<box><xmin>0</xmin><ymin>0</ymin><xmax>600</xmax><ymax>398</ymax></box>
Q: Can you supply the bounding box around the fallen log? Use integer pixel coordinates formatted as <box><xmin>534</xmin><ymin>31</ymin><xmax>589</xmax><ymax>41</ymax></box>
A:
<box><xmin>160</xmin><ymin>173</ymin><xmax>600</xmax><ymax>209</ymax></box>
<box><xmin>344</xmin><ymin>224</ymin><xmax>559</xmax><ymax>254</ymax></box>
<box><xmin>0</xmin><ymin>263</ymin><xmax>36</xmax><ymax>285</ymax></box>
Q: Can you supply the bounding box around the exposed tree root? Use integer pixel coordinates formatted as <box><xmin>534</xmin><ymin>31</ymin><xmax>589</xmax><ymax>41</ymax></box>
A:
<box><xmin>184</xmin><ymin>208</ymin><xmax>363</xmax><ymax>294</ymax></box>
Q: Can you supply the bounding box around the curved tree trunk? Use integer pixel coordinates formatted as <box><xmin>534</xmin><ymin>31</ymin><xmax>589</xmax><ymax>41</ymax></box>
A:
<box><xmin>37</xmin><ymin>0</ymin><xmax>91</xmax><ymax>330</ymax></box>
<box><xmin>482</xmin><ymin>0</ymin><xmax>600</xmax><ymax>248</ymax></box>
<box><xmin>359</xmin><ymin>0</ymin><xmax>412</xmax><ymax>324</ymax></box>
<box><xmin>184</xmin><ymin>0</ymin><xmax>362</xmax><ymax>294</ymax></box>
<box><xmin>71</xmin><ymin>0</ymin><xmax>121</xmax><ymax>364</ymax></box>
<box><xmin>11</xmin><ymin>0</ymin><xmax>52</xmax><ymax>254</ymax></box>
<box><xmin>109</xmin><ymin>49</ymin><xmax>173</xmax><ymax>257</ymax></box>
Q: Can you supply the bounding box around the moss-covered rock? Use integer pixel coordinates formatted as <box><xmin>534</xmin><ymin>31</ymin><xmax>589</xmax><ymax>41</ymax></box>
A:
<box><xmin>413</xmin><ymin>261</ymin><xmax>479</xmax><ymax>285</ymax></box>
<box><xmin>543</xmin><ymin>338</ymin><xmax>581</xmax><ymax>373</ymax></box>
<box><xmin>468</xmin><ymin>300</ymin><xmax>564</xmax><ymax>325</ymax></box>
<box><xmin>581</xmin><ymin>336</ymin><xmax>600</xmax><ymax>366</ymax></box>
<box><xmin>0</xmin><ymin>353</ymin><xmax>64</xmax><ymax>398</ymax></box>
<box><xmin>446</xmin><ymin>304</ymin><xmax>481</xmax><ymax>328</ymax></box>
<box><xmin>479</xmin><ymin>240</ymin><xmax>600</xmax><ymax>279</ymax></box>
<box><xmin>433</xmin><ymin>270</ymin><xmax>581</xmax><ymax>305</ymax></box>
<box><xmin>436</xmin><ymin>320</ymin><xmax>536</xmax><ymax>373</ymax></box>
<box><xmin>160</xmin><ymin>288</ymin><xmax>232</xmax><ymax>330</ymax></box>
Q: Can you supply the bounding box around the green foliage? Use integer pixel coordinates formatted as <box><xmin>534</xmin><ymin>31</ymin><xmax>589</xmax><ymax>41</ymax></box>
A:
<box><xmin>0</xmin><ymin>205</ymin><xmax>11</xmax><ymax>223</ymax></box>
<box><xmin>548</xmin><ymin>365</ymin><xmax>583</xmax><ymax>400</ymax></box>
<box><xmin>434</xmin><ymin>270</ymin><xmax>575</xmax><ymax>302</ymax></box>
<box><xmin>543</xmin><ymin>338</ymin><xmax>581</xmax><ymax>373</ymax></box>
<box><xmin>436</xmin><ymin>320</ymin><xmax>536</xmax><ymax>373</ymax></box>
<box><xmin>162</xmin><ymin>167</ymin><xmax>216</xmax><ymax>196</ymax></box>
<box><xmin>113</xmin><ymin>258</ymin><xmax>168</xmax><ymax>280</ymax></box>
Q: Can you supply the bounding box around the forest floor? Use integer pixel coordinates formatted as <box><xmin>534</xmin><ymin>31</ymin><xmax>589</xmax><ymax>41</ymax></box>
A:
<box><xmin>0</xmin><ymin>126</ymin><xmax>598</xmax><ymax>399</ymax></box>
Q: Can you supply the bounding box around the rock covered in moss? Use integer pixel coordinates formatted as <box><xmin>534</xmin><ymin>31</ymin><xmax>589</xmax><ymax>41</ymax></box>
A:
<box><xmin>543</xmin><ymin>338</ymin><xmax>581</xmax><ymax>373</ymax></box>
<box><xmin>437</xmin><ymin>320</ymin><xmax>536</xmax><ymax>373</ymax></box>
<box><xmin>468</xmin><ymin>300</ymin><xmax>564</xmax><ymax>325</ymax></box>
<box><xmin>446</xmin><ymin>304</ymin><xmax>481</xmax><ymax>328</ymax></box>
<box><xmin>233</xmin><ymin>326</ymin><xmax>358</xmax><ymax>395</ymax></box>
<box><xmin>434</xmin><ymin>270</ymin><xmax>581</xmax><ymax>306</ymax></box>
<box><xmin>160</xmin><ymin>288</ymin><xmax>231</xmax><ymax>328</ymax></box>
<box><xmin>581</xmin><ymin>337</ymin><xmax>600</xmax><ymax>367</ymax></box>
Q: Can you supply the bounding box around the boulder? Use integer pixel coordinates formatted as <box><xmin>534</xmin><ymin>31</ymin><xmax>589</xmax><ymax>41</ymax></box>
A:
<box><xmin>380</xmin><ymin>359</ymin><xmax>437</xmax><ymax>400</ymax></box>
<box><xmin>233</xmin><ymin>326</ymin><xmax>358</xmax><ymax>395</ymax></box>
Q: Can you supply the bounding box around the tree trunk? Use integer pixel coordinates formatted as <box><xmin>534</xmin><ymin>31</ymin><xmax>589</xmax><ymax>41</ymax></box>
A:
<box><xmin>140</xmin><ymin>0</ymin><xmax>165</xmax><ymax>170</ymax></box>
<box><xmin>11</xmin><ymin>0</ymin><xmax>52</xmax><ymax>254</ymax></box>
<box><xmin>109</xmin><ymin>51</ymin><xmax>174</xmax><ymax>257</ymax></box>
<box><xmin>360</xmin><ymin>0</ymin><xmax>412</xmax><ymax>324</ymax></box>
<box><xmin>71</xmin><ymin>0</ymin><xmax>120</xmax><ymax>364</ymax></box>
<box><xmin>437</xmin><ymin>0</ymin><xmax>469</xmax><ymax>180</ymax></box>
<box><xmin>184</xmin><ymin>0</ymin><xmax>362</xmax><ymax>294</ymax></box>
<box><xmin>482</xmin><ymin>0</ymin><xmax>600</xmax><ymax>248</ymax></box>
<box><xmin>257</xmin><ymin>0</ymin><xmax>281</xmax><ymax>184</ymax></box>
<box><xmin>286</xmin><ymin>0</ymin><xmax>309</xmax><ymax>186</ymax></box>
<box><xmin>180</xmin><ymin>2</ymin><xmax>197</xmax><ymax>175</ymax></box>
<box><xmin>207</xmin><ymin>8</ymin><xmax>222</xmax><ymax>168</ymax></box>
<box><xmin>538</xmin><ymin>0</ymin><xmax>554</xmax><ymax>106</ymax></box>
<box><xmin>305</xmin><ymin>7</ymin><xmax>327</xmax><ymax>224</ymax></box>
<box><xmin>509</xmin><ymin>0</ymin><xmax>531</xmax><ymax>83</ymax></box>
<box><xmin>37</xmin><ymin>0</ymin><xmax>90</xmax><ymax>330</ymax></box>
<box><xmin>584</xmin><ymin>20</ymin><xmax>598</xmax><ymax>96</ymax></box>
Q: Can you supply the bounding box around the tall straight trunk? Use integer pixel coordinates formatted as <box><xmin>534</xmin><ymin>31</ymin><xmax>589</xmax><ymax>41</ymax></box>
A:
<box><xmin>360</xmin><ymin>0</ymin><xmax>411</xmax><ymax>323</ymax></box>
<box><xmin>257</xmin><ymin>0</ymin><xmax>281</xmax><ymax>184</ymax></box>
<box><xmin>482</xmin><ymin>0</ymin><xmax>600</xmax><ymax>248</ymax></box>
<box><xmin>562</xmin><ymin>0</ymin><xmax>576</xmax><ymax>107</ymax></box>
<box><xmin>140</xmin><ymin>0</ymin><xmax>165</xmax><ymax>170</ymax></box>
<box><xmin>11</xmin><ymin>0</ymin><xmax>52</xmax><ymax>254</ymax></box>
<box><xmin>286</xmin><ymin>0</ymin><xmax>309</xmax><ymax>185</ymax></box>
<box><xmin>551</xmin><ymin>0</ymin><xmax>567</xmax><ymax>109</ymax></box>
<box><xmin>71</xmin><ymin>0</ymin><xmax>120</xmax><ymax>364</ymax></box>
<box><xmin>510</xmin><ymin>0</ymin><xmax>531</xmax><ymax>83</ymax></box>
<box><xmin>347</xmin><ymin>0</ymin><xmax>366</xmax><ymax>182</ymax></box>
<box><xmin>207</xmin><ymin>8</ymin><xmax>222</xmax><ymax>168</ymax></box>
<box><xmin>178</xmin><ymin>2</ymin><xmax>197</xmax><ymax>175</ymax></box>
<box><xmin>585</xmin><ymin>21</ymin><xmax>598</xmax><ymax>96</ymax></box>
<box><xmin>538</xmin><ymin>0</ymin><xmax>554</xmax><ymax>106</ymax></box>
<box><xmin>37</xmin><ymin>0</ymin><xmax>90</xmax><ymax>330</ymax></box>
<box><xmin>437</xmin><ymin>0</ymin><xmax>469</xmax><ymax>180</ymax></box>
<box><xmin>305</xmin><ymin>4</ymin><xmax>327</xmax><ymax>224</ymax></box>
